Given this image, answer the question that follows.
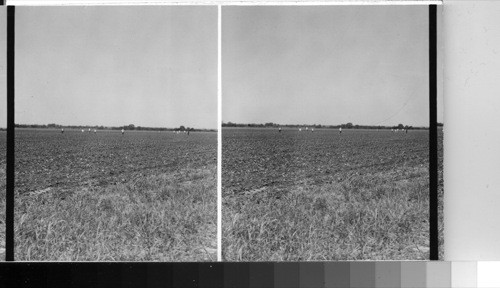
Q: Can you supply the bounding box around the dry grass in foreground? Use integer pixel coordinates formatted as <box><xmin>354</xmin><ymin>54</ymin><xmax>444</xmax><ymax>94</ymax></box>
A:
<box><xmin>223</xmin><ymin>166</ymin><xmax>430</xmax><ymax>261</ymax></box>
<box><xmin>15</xmin><ymin>167</ymin><xmax>216</xmax><ymax>261</ymax></box>
<box><xmin>0</xmin><ymin>166</ymin><xmax>5</xmax><ymax>259</ymax></box>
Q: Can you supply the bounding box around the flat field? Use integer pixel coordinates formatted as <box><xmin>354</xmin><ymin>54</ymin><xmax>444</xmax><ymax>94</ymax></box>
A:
<box><xmin>222</xmin><ymin>127</ymin><xmax>443</xmax><ymax>261</ymax></box>
<box><xmin>11</xmin><ymin>128</ymin><xmax>216</xmax><ymax>261</ymax></box>
<box><xmin>0</xmin><ymin>131</ymin><xmax>5</xmax><ymax>259</ymax></box>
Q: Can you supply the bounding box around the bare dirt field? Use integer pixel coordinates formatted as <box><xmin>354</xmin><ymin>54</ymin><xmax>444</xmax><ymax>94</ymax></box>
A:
<box><xmin>223</xmin><ymin>127</ymin><xmax>443</xmax><ymax>261</ymax></box>
<box><xmin>10</xmin><ymin>128</ymin><xmax>216</xmax><ymax>261</ymax></box>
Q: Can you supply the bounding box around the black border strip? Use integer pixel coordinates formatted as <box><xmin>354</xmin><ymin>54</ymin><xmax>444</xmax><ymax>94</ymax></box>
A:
<box><xmin>5</xmin><ymin>5</ymin><xmax>15</xmax><ymax>262</ymax></box>
<box><xmin>429</xmin><ymin>4</ymin><xmax>438</xmax><ymax>261</ymax></box>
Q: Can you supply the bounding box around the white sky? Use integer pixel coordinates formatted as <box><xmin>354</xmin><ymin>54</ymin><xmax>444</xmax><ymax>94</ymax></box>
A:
<box><xmin>0</xmin><ymin>5</ymin><xmax>444</xmax><ymax>129</ymax></box>
<box><xmin>222</xmin><ymin>5</ymin><xmax>442</xmax><ymax>127</ymax></box>
<box><xmin>0</xmin><ymin>8</ymin><xmax>6</xmax><ymax>128</ymax></box>
<box><xmin>13</xmin><ymin>6</ymin><xmax>217</xmax><ymax>129</ymax></box>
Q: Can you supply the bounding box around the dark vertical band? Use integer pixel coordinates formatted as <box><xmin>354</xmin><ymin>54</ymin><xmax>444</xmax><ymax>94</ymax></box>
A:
<box><xmin>429</xmin><ymin>4</ymin><xmax>438</xmax><ymax>261</ymax></box>
<box><xmin>6</xmin><ymin>5</ymin><xmax>15</xmax><ymax>261</ymax></box>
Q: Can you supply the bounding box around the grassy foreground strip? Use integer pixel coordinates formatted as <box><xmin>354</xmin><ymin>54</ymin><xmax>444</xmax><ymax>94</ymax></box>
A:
<box><xmin>223</xmin><ymin>166</ymin><xmax>430</xmax><ymax>261</ymax></box>
<box><xmin>0</xmin><ymin>167</ymin><xmax>5</xmax><ymax>259</ymax></box>
<box><xmin>14</xmin><ymin>167</ymin><xmax>216</xmax><ymax>261</ymax></box>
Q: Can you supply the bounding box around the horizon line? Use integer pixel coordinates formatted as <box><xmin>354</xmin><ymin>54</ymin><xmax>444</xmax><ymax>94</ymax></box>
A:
<box><xmin>222</xmin><ymin>121</ymin><xmax>438</xmax><ymax>127</ymax></box>
<box><xmin>13</xmin><ymin>123</ymin><xmax>217</xmax><ymax>130</ymax></box>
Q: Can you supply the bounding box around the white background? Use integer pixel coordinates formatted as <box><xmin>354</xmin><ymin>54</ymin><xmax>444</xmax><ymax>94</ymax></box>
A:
<box><xmin>444</xmin><ymin>0</ymin><xmax>500</xmax><ymax>261</ymax></box>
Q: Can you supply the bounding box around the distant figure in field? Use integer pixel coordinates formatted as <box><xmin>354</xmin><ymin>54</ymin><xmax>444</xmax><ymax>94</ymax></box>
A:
<box><xmin>306</xmin><ymin>127</ymin><xmax>308</xmax><ymax>131</ymax></box>
<box><xmin>94</xmin><ymin>129</ymin><xmax>97</xmax><ymax>134</ymax></box>
<box><xmin>61</xmin><ymin>128</ymin><xmax>64</xmax><ymax>134</ymax></box>
<box><xmin>81</xmin><ymin>129</ymin><xmax>84</xmax><ymax>133</ymax></box>
<box><xmin>121</xmin><ymin>129</ymin><xmax>124</xmax><ymax>135</ymax></box>
<box><xmin>279</xmin><ymin>127</ymin><xmax>282</xmax><ymax>133</ymax></box>
<box><xmin>187</xmin><ymin>130</ymin><xmax>190</xmax><ymax>135</ymax></box>
<box><xmin>311</xmin><ymin>128</ymin><xmax>314</xmax><ymax>132</ymax></box>
<box><xmin>339</xmin><ymin>127</ymin><xmax>342</xmax><ymax>134</ymax></box>
<box><xmin>88</xmin><ymin>128</ymin><xmax>91</xmax><ymax>133</ymax></box>
<box><xmin>405</xmin><ymin>129</ymin><xmax>408</xmax><ymax>134</ymax></box>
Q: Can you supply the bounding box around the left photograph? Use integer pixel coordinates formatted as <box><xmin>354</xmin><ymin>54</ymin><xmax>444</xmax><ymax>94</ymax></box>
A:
<box><xmin>14</xmin><ymin>6</ymin><xmax>217</xmax><ymax>261</ymax></box>
<box><xmin>0</xmin><ymin>7</ymin><xmax>6</xmax><ymax>260</ymax></box>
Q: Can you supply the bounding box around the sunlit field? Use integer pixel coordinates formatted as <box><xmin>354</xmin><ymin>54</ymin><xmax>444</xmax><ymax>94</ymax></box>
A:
<box><xmin>13</xmin><ymin>129</ymin><xmax>216</xmax><ymax>261</ymax></box>
<box><xmin>0</xmin><ymin>131</ymin><xmax>5</xmax><ymax>259</ymax></box>
<box><xmin>223</xmin><ymin>128</ymin><xmax>443</xmax><ymax>261</ymax></box>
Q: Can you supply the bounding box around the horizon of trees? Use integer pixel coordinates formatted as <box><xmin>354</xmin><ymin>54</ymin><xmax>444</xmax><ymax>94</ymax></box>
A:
<box><xmin>222</xmin><ymin>121</ymin><xmax>438</xmax><ymax>130</ymax></box>
<box><xmin>13</xmin><ymin>123</ymin><xmax>216</xmax><ymax>132</ymax></box>
<box><xmin>3</xmin><ymin>122</ymin><xmax>444</xmax><ymax>132</ymax></box>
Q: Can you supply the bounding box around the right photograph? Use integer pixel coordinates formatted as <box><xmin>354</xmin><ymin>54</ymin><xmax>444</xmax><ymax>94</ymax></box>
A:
<box><xmin>222</xmin><ymin>5</ymin><xmax>442</xmax><ymax>261</ymax></box>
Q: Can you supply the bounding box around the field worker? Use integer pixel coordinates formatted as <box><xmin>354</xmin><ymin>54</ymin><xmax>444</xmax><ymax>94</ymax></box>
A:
<box><xmin>187</xmin><ymin>130</ymin><xmax>190</xmax><ymax>135</ymax></box>
<box><xmin>299</xmin><ymin>128</ymin><xmax>302</xmax><ymax>132</ymax></box>
<box><xmin>311</xmin><ymin>128</ymin><xmax>314</xmax><ymax>132</ymax></box>
<box><xmin>279</xmin><ymin>127</ymin><xmax>282</xmax><ymax>133</ymax></box>
<box><xmin>306</xmin><ymin>127</ymin><xmax>308</xmax><ymax>131</ymax></box>
<box><xmin>88</xmin><ymin>128</ymin><xmax>91</xmax><ymax>133</ymax></box>
<box><xmin>94</xmin><ymin>129</ymin><xmax>97</xmax><ymax>134</ymax></box>
<box><xmin>339</xmin><ymin>127</ymin><xmax>342</xmax><ymax>134</ymax></box>
<box><xmin>61</xmin><ymin>128</ymin><xmax>64</xmax><ymax>134</ymax></box>
<box><xmin>81</xmin><ymin>129</ymin><xmax>84</xmax><ymax>133</ymax></box>
<box><xmin>121</xmin><ymin>129</ymin><xmax>124</xmax><ymax>135</ymax></box>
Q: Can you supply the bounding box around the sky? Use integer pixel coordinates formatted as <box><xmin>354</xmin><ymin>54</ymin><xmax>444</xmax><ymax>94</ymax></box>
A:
<box><xmin>14</xmin><ymin>6</ymin><xmax>217</xmax><ymax>129</ymax></box>
<box><xmin>0</xmin><ymin>8</ymin><xmax>6</xmax><ymax>128</ymax></box>
<box><xmin>222</xmin><ymin>6</ymin><xmax>443</xmax><ymax>127</ymax></box>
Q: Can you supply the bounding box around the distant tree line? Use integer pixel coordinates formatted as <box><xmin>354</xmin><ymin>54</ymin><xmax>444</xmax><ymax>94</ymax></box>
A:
<box><xmin>14</xmin><ymin>123</ymin><xmax>216</xmax><ymax>132</ymax></box>
<box><xmin>222</xmin><ymin>121</ymin><xmax>430</xmax><ymax>130</ymax></box>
